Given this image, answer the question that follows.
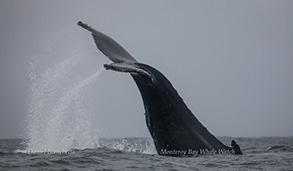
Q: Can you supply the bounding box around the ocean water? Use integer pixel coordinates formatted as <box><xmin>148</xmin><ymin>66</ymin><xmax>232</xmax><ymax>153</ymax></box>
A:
<box><xmin>0</xmin><ymin>137</ymin><xmax>293</xmax><ymax>170</ymax></box>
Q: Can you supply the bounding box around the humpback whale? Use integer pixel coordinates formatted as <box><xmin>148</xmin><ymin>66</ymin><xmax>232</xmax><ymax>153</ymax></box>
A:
<box><xmin>77</xmin><ymin>21</ymin><xmax>235</xmax><ymax>156</ymax></box>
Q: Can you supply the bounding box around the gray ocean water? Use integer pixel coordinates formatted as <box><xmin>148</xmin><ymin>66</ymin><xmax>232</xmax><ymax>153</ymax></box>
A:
<box><xmin>0</xmin><ymin>137</ymin><xmax>292</xmax><ymax>171</ymax></box>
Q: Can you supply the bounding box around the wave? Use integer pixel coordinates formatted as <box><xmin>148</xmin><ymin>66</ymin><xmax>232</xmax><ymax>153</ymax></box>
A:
<box><xmin>268</xmin><ymin>145</ymin><xmax>292</xmax><ymax>152</ymax></box>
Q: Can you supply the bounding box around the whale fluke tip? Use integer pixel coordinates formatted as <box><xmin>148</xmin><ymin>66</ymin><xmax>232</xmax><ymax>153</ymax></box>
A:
<box><xmin>77</xmin><ymin>21</ymin><xmax>91</xmax><ymax>31</ymax></box>
<box><xmin>77</xmin><ymin>21</ymin><xmax>83</xmax><ymax>26</ymax></box>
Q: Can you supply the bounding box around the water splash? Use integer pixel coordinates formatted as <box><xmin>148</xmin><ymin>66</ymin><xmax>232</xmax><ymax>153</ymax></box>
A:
<box><xmin>24</xmin><ymin>58</ymin><xmax>104</xmax><ymax>152</ymax></box>
<box><xmin>22</xmin><ymin>25</ymin><xmax>103</xmax><ymax>152</ymax></box>
<box><xmin>99</xmin><ymin>138</ymin><xmax>156</xmax><ymax>154</ymax></box>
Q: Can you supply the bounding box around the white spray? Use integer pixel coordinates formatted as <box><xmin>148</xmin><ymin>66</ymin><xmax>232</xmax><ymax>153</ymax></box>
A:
<box><xmin>23</xmin><ymin>26</ymin><xmax>103</xmax><ymax>152</ymax></box>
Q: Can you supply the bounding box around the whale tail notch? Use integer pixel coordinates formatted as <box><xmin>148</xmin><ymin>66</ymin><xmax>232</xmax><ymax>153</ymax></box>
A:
<box><xmin>77</xmin><ymin>21</ymin><xmax>137</xmax><ymax>63</ymax></box>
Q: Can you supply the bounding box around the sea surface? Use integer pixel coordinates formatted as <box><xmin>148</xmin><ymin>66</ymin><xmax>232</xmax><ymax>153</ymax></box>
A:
<box><xmin>0</xmin><ymin>137</ymin><xmax>292</xmax><ymax>171</ymax></box>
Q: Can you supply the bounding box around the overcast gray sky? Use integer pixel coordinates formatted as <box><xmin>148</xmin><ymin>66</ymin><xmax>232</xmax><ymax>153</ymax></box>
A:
<box><xmin>0</xmin><ymin>0</ymin><xmax>292</xmax><ymax>139</ymax></box>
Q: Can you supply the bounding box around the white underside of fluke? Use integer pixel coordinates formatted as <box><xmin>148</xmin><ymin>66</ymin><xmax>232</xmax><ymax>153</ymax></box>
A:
<box><xmin>104</xmin><ymin>62</ymin><xmax>151</xmax><ymax>77</ymax></box>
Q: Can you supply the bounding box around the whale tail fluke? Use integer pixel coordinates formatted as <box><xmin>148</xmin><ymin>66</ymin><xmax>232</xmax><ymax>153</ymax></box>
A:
<box><xmin>78</xmin><ymin>21</ymin><xmax>137</xmax><ymax>63</ymax></box>
<box><xmin>77</xmin><ymin>21</ymin><xmax>93</xmax><ymax>32</ymax></box>
<box><xmin>78</xmin><ymin>21</ymin><xmax>154</xmax><ymax>85</ymax></box>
